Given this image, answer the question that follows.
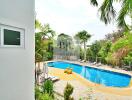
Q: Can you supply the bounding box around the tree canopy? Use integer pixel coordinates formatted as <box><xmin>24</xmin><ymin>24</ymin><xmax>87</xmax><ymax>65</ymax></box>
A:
<box><xmin>75</xmin><ymin>30</ymin><xmax>91</xmax><ymax>61</ymax></box>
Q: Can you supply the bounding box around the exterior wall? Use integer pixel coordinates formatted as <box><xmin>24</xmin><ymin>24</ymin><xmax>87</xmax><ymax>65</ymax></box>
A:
<box><xmin>0</xmin><ymin>0</ymin><xmax>35</xmax><ymax>100</ymax></box>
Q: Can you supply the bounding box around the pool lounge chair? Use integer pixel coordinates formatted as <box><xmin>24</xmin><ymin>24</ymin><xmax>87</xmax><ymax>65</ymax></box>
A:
<box><xmin>91</xmin><ymin>62</ymin><xmax>97</xmax><ymax>65</ymax></box>
<box><xmin>80</xmin><ymin>60</ymin><xmax>85</xmax><ymax>63</ymax></box>
<box><xmin>122</xmin><ymin>66</ymin><xmax>131</xmax><ymax>71</ymax></box>
<box><xmin>44</xmin><ymin>75</ymin><xmax>60</xmax><ymax>82</ymax></box>
<box><xmin>78</xmin><ymin>59</ymin><xmax>81</xmax><ymax>62</ymax></box>
<box><xmin>48</xmin><ymin>76</ymin><xmax>60</xmax><ymax>82</ymax></box>
<box><xmin>96</xmin><ymin>62</ymin><xmax>102</xmax><ymax>67</ymax></box>
<box><xmin>40</xmin><ymin>74</ymin><xmax>60</xmax><ymax>83</ymax></box>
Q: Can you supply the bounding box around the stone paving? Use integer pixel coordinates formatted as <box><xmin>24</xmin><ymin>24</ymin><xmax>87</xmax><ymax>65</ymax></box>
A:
<box><xmin>48</xmin><ymin>67</ymin><xmax>132</xmax><ymax>100</ymax></box>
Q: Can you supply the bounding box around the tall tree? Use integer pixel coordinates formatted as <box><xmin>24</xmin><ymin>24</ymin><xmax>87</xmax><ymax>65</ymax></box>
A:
<box><xmin>75</xmin><ymin>30</ymin><xmax>91</xmax><ymax>61</ymax></box>
<box><xmin>90</xmin><ymin>0</ymin><xmax>132</xmax><ymax>30</ymax></box>
<box><xmin>90</xmin><ymin>40</ymin><xmax>102</xmax><ymax>62</ymax></box>
<box><xmin>35</xmin><ymin>20</ymin><xmax>55</xmax><ymax>84</ymax></box>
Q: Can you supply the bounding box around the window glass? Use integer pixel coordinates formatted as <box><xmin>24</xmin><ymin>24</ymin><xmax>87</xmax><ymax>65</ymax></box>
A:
<box><xmin>4</xmin><ymin>29</ymin><xmax>20</xmax><ymax>45</ymax></box>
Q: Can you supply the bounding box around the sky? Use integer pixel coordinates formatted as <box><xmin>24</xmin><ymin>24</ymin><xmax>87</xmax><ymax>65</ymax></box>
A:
<box><xmin>35</xmin><ymin>0</ymin><xmax>120</xmax><ymax>44</ymax></box>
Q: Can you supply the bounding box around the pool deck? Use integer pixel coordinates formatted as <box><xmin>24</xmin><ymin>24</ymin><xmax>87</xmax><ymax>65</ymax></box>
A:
<box><xmin>46</xmin><ymin>60</ymin><xmax>132</xmax><ymax>96</ymax></box>
<box><xmin>49</xmin><ymin>67</ymin><xmax>132</xmax><ymax>96</ymax></box>
<box><xmin>48</xmin><ymin>67</ymin><xmax>132</xmax><ymax>100</ymax></box>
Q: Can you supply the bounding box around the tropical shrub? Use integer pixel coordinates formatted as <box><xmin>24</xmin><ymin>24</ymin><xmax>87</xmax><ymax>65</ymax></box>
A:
<box><xmin>98</xmin><ymin>41</ymin><xmax>111</xmax><ymax>64</ymax></box>
<box><xmin>35</xmin><ymin>20</ymin><xmax>55</xmax><ymax>84</ymax></box>
<box><xmin>86</xmin><ymin>48</ymin><xmax>93</xmax><ymax>61</ymax></box>
<box><xmin>106</xmin><ymin>32</ymin><xmax>132</xmax><ymax>66</ymax></box>
<box><xmin>38</xmin><ymin>93</ymin><xmax>53</xmax><ymax>100</ymax></box>
<box><xmin>64</xmin><ymin>83</ymin><xmax>74</xmax><ymax>100</ymax></box>
<box><xmin>87</xmin><ymin>40</ymin><xmax>102</xmax><ymax>62</ymax></box>
<box><xmin>123</xmin><ymin>51</ymin><xmax>132</xmax><ymax>66</ymax></box>
<box><xmin>42</xmin><ymin>80</ymin><xmax>54</xmax><ymax>97</ymax></box>
<box><xmin>35</xmin><ymin>85</ymin><xmax>42</xmax><ymax>100</ymax></box>
<box><xmin>35</xmin><ymin>83</ymin><xmax>54</xmax><ymax>100</ymax></box>
<box><xmin>111</xmin><ymin>32</ymin><xmax>132</xmax><ymax>52</ymax></box>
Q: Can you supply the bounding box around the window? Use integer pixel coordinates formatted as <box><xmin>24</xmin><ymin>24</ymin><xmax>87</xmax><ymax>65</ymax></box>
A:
<box><xmin>0</xmin><ymin>24</ymin><xmax>25</xmax><ymax>48</ymax></box>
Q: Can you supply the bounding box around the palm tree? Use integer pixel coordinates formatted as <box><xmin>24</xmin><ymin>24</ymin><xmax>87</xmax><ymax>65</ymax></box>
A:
<box><xmin>35</xmin><ymin>20</ymin><xmax>55</xmax><ymax>38</ymax></box>
<box><xmin>75</xmin><ymin>30</ymin><xmax>91</xmax><ymax>61</ymax></box>
<box><xmin>35</xmin><ymin>20</ymin><xmax>55</xmax><ymax>84</ymax></box>
<box><xmin>35</xmin><ymin>19</ymin><xmax>42</xmax><ymax>30</ymax></box>
<box><xmin>90</xmin><ymin>0</ymin><xmax>132</xmax><ymax>30</ymax></box>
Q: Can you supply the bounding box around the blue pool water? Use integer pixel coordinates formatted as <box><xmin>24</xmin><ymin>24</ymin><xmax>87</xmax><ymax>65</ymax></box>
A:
<box><xmin>48</xmin><ymin>61</ymin><xmax>131</xmax><ymax>87</ymax></box>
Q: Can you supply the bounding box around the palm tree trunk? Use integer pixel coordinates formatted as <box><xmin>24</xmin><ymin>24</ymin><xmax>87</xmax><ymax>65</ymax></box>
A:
<box><xmin>84</xmin><ymin>41</ymin><xmax>86</xmax><ymax>61</ymax></box>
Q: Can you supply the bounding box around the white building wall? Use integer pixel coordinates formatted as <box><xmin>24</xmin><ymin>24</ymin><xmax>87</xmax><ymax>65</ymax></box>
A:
<box><xmin>0</xmin><ymin>0</ymin><xmax>35</xmax><ymax>100</ymax></box>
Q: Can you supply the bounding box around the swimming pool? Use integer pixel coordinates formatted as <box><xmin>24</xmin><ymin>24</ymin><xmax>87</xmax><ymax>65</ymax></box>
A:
<box><xmin>47</xmin><ymin>61</ymin><xmax>131</xmax><ymax>87</ymax></box>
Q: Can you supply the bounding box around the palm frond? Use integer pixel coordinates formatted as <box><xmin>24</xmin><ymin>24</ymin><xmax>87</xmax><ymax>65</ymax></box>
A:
<box><xmin>90</xmin><ymin>0</ymin><xmax>98</xmax><ymax>6</ymax></box>
<box><xmin>99</xmin><ymin>0</ymin><xmax>116</xmax><ymax>24</ymax></box>
<box><xmin>35</xmin><ymin>20</ymin><xmax>42</xmax><ymax>30</ymax></box>
<box><xmin>117</xmin><ymin>0</ymin><xmax>131</xmax><ymax>30</ymax></box>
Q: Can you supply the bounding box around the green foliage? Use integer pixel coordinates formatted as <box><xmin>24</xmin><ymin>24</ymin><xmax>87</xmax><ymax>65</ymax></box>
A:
<box><xmin>75</xmin><ymin>30</ymin><xmax>91</xmax><ymax>61</ymax></box>
<box><xmin>35</xmin><ymin>19</ymin><xmax>42</xmax><ymax>30</ymax></box>
<box><xmin>35</xmin><ymin>20</ymin><xmax>55</xmax><ymax>63</ymax></box>
<box><xmin>88</xmin><ymin>40</ymin><xmax>102</xmax><ymax>61</ymax></box>
<box><xmin>105</xmin><ymin>52</ymin><xmax>113</xmax><ymax>64</ymax></box>
<box><xmin>35</xmin><ymin>32</ymin><xmax>45</xmax><ymax>62</ymax></box>
<box><xmin>111</xmin><ymin>32</ymin><xmax>132</xmax><ymax>52</ymax></box>
<box><xmin>90</xmin><ymin>41</ymin><xmax>101</xmax><ymax>56</ymax></box>
<box><xmin>106</xmin><ymin>32</ymin><xmax>132</xmax><ymax>66</ymax></box>
<box><xmin>64</xmin><ymin>83</ymin><xmax>74</xmax><ymax>100</ymax></box>
<box><xmin>90</xmin><ymin>0</ymin><xmax>132</xmax><ymax>30</ymax></box>
<box><xmin>86</xmin><ymin>48</ymin><xmax>93</xmax><ymax>60</ymax></box>
<box><xmin>75</xmin><ymin>30</ymin><xmax>91</xmax><ymax>43</ymax></box>
<box><xmin>35</xmin><ymin>85</ymin><xmax>41</xmax><ymax>100</ymax></box>
<box><xmin>123</xmin><ymin>51</ymin><xmax>132</xmax><ymax>65</ymax></box>
<box><xmin>98</xmin><ymin>41</ymin><xmax>111</xmax><ymax>63</ymax></box>
<box><xmin>80</xmin><ymin>48</ymin><xmax>84</xmax><ymax>60</ymax></box>
<box><xmin>42</xmin><ymin>52</ymin><xmax>53</xmax><ymax>61</ymax></box>
<box><xmin>85</xmin><ymin>31</ymin><xmax>132</xmax><ymax>67</ymax></box>
<box><xmin>38</xmin><ymin>93</ymin><xmax>53</xmax><ymax>100</ymax></box>
<box><xmin>90</xmin><ymin>0</ymin><xmax>98</xmax><ymax>6</ymax></box>
<box><xmin>42</xmin><ymin>80</ymin><xmax>54</xmax><ymax>97</ymax></box>
<box><xmin>35</xmin><ymin>84</ymin><xmax>53</xmax><ymax>100</ymax></box>
<box><xmin>99</xmin><ymin>0</ymin><xmax>115</xmax><ymax>24</ymax></box>
<box><xmin>117</xmin><ymin>0</ymin><xmax>131</xmax><ymax>30</ymax></box>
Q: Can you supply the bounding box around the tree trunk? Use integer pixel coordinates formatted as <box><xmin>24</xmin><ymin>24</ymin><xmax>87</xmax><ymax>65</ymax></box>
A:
<box><xmin>96</xmin><ymin>56</ymin><xmax>97</xmax><ymax>63</ymax></box>
<box><xmin>35</xmin><ymin>62</ymin><xmax>37</xmax><ymax>84</ymax></box>
<box><xmin>37</xmin><ymin>62</ymin><xmax>41</xmax><ymax>85</ymax></box>
<box><xmin>84</xmin><ymin>41</ymin><xmax>86</xmax><ymax>61</ymax></box>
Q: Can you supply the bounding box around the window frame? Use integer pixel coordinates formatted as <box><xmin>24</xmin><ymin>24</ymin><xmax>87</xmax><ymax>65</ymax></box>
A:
<box><xmin>0</xmin><ymin>24</ymin><xmax>25</xmax><ymax>48</ymax></box>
